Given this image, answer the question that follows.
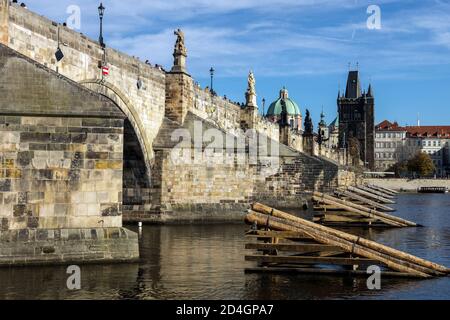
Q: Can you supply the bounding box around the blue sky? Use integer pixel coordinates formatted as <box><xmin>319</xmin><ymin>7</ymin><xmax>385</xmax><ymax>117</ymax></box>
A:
<box><xmin>26</xmin><ymin>0</ymin><xmax>450</xmax><ymax>126</ymax></box>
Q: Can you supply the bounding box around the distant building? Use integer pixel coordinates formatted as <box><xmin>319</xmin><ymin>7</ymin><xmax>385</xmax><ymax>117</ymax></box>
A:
<box><xmin>318</xmin><ymin>110</ymin><xmax>328</xmax><ymax>141</ymax></box>
<box><xmin>375</xmin><ymin>120</ymin><xmax>450</xmax><ymax>176</ymax></box>
<box><xmin>374</xmin><ymin>121</ymin><xmax>408</xmax><ymax>171</ymax></box>
<box><xmin>327</xmin><ymin>117</ymin><xmax>339</xmax><ymax>149</ymax></box>
<box><xmin>337</xmin><ymin>70</ymin><xmax>375</xmax><ymax>169</ymax></box>
<box><xmin>404</xmin><ymin>126</ymin><xmax>450</xmax><ymax>176</ymax></box>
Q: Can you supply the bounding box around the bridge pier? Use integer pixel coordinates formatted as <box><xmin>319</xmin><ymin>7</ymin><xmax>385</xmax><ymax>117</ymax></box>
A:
<box><xmin>0</xmin><ymin>44</ymin><xmax>139</xmax><ymax>266</ymax></box>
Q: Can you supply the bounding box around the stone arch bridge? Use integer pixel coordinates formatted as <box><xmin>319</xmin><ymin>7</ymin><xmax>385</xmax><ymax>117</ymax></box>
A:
<box><xmin>0</xmin><ymin>1</ymin><xmax>354</xmax><ymax>226</ymax></box>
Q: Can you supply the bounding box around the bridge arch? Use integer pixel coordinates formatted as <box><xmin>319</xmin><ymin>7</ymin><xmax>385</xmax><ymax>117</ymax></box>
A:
<box><xmin>79</xmin><ymin>79</ymin><xmax>153</xmax><ymax>209</ymax></box>
<box><xmin>79</xmin><ymin>79</ymin><xmax>152</xmax><ymax>172</ymax></box>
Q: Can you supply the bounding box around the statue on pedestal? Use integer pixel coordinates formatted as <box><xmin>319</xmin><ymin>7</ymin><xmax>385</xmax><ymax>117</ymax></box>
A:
<box><xmin>174</xmin><ymin>29</ymin><xmax>187</xmax><ymax>56</ymax></box>
<box><xmin>245</xmin><ymin>70</ymin><xmax>257</xmax><ymax>108</ymax></box>
<box><xmin>304</xmin><ymin>109</ymin><xmax>313</xmax><ymax>135</ymax></box>
<box><xmin>171</xmin><ymin>29</ymin><xmax>188</xmax><ymax>73</ymax></box>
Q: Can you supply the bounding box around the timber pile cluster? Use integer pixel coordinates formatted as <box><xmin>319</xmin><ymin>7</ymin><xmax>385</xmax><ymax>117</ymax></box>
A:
<box><xmin>245</xmin><ymin>203</ymin><xmax>450</xmax><ymax>278</ymax></box>
<box><xmin>312</xmin><ymin>184</ymin><xmax>412</xmax><ymax>227</ymax></box>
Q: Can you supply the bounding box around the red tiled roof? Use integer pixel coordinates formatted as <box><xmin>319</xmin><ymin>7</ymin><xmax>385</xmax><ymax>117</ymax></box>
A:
<box><xmin>405</xmin><ymin>126</ymin><xmax>450</xmax><ymax>138</ymax></box>
<box><xmin>376</xmin><ymin>120</ymin><xmax>450</xmax><ymax>138</ymax></box>
<box><xmin>376</xmin><ymin>120</ymin><xmax>405</xmax><ymax>131</ymax></box>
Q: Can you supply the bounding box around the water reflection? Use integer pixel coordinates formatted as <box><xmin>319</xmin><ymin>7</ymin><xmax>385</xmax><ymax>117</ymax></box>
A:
<box><xmin>0</xmin><ymin>194</ymin><xmax>449</xmax><ymax>300</ymax></box>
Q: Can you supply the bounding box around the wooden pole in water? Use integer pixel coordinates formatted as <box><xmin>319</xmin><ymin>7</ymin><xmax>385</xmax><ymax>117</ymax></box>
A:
<box><xmin>367</xmin><ymin>184</ymin><xmax>397</xmax><ymax>196</ymax></box>
<box><xmin>251</xmin><ymin>203</ymin><xmax>450</xmax><ymax>275</ymax></box>
<box><xmin>312</xmin><ymin>195</ymin><xmax>404</xmax><ymax>227</ymax></box>
<box><xmin>313</xmin><ymin>192</ymin><xmax>416</xmax><ymax>227</ymax></box>
<box><xmin>335</xmin><ymin>189</ymin><xmax>395</xmax><ymax>212</ymax></box>
<box><xmin>371</xmin><ymin>184</ymin><xmax>399</xmax><ymax>195</ymax></box>
<box><xmin>246</xmin><ymin>210</ymin><xmax>432</xmax><ymax>278</ymax></box>
<box><xmin>358</xmin><ymin>185</ymin><xmax>395</xmax><ymax>199</ymax></box>
<box><xmin>348</xmin><ymin>186</ymin><xmax>396</xmax><ymax>204</ymax></box>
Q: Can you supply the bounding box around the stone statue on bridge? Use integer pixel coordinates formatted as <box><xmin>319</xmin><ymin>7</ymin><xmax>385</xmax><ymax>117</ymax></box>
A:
<box><xmin>245</xmin><ymin>70</ymin><xmax>257</xmax><ymax>108</ymax></box>
<box><xmin>304</xmin><ymin>109</ymin><xmax>313</xmax><ymax>135</ymax></box>
<box><xmin>171</xmin><ymin>29</ymin><xmax>188</xmax><ymax>73</ymax></box>
<box><xmin>174</xmin><ymin>29</ymin><xmax>187</xmax><ymax>56</ymax></box>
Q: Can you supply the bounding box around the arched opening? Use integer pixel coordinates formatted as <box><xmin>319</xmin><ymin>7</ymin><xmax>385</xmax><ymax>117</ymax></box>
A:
<box><xmin>123</xmin><ymin>119</ymin><xmax>151</xmax><ymax>209</ymax></box>
<box><xmin>78</xmin><ymin>80</ymin><xmax>153</xmax><ymax>216</ymax></box>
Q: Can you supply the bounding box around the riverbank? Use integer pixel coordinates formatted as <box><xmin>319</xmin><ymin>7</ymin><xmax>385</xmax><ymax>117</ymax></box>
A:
<box><xmin>365</xmin><ymin>178</ymin><xmax>450</xmax><ymax>192</ymax></box>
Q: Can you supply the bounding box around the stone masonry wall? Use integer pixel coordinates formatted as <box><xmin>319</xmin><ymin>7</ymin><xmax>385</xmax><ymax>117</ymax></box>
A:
<box><xmin>0</xmin><ymin>43</ymin><xmax>126</xmax><ymax>230</ymax></box>
<box><xmin>0</xmin><ymin>115</ymin><xmax>124</xmax><ymax>230</ymax></box>
<box><xmin>124</xmin><ymin>113</ymin><xmax>345</xmax><ymax>222</ymax></box>
<box><xmin>254</xmin><ymin>153</ymin><xmax>341</xmax><ymax>208</ymax></box>
<box><xmin>192</xmin><ymin>86</ymin><xmax>280</xmax><ymax>142</ymax></box>
<box><xmin>0</xmin><ymin>42</ymin><xmax>139</xmax><ymax>265</ymax></box>
<box><xmin>5</xmin><ymin>3</ymin><xmax>165</xmax><ymax>164</ymax></box>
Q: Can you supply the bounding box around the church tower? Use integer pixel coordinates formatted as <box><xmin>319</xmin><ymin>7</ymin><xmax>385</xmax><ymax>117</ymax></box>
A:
<box><xmin>337</xmin><ymin>70</ymin><xmax>375</xmax><ymax>169</ymax></box>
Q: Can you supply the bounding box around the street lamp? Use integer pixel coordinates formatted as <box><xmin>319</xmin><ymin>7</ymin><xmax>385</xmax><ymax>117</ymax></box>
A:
<box><xmin>209</xmin><ymin>67</ymin><xmax>215</xmax><ymax>94</ymax></box>
<box><xmin>262</xmin><ymin>98</ymin><xmax>266</xmax><ymax>116</ymax></box>
<box><xmin>98</xmin><ymin>3</ymin><xmax>105</xmax><ymax>48</ymax></box>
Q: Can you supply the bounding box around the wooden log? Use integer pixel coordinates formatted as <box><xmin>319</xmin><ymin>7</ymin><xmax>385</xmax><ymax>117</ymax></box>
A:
<box><xmin>367</xmin><ymin>184</ymin><xmax>397</xmax><ymax>196</ymax></box>
<box><xmin>365</xmin><ymin>184</ymin><xmax>397</xmax><ymax>198</ymax></box>
<box><xmin>358</xmin><ymin>185</ymin><xmax>395</xmax><ymax>199</ymax></box>
<box><xmin>245</xmin><ymin>243</ymin><xmax>341</xmax><ymax>252</ymax></box>
<box><xmin>371</xmin><ymin>184</ymin><xmax>399</xmax><ymax>195</ymax></box>
<box><xmin>245</xmin><ymin>230</ymin><xmax>312</xmax><ymax>240</ymax></box>
<box><xmin>348</xmin><ymin>186</ymin><xmax>396</xmax><ymax>204</ymax></box>
<box><xmin>245</xmin><ymin>255</ymin><xmax>378</xmax><ymax>266</ymax></box>
<box><xmin>246</xmin><ymin>210</ymin><xmax>432</xmax><ymax>278</ymax></box>
<box><xmin>244</xmin><ymin>267</ymin><xmax>421</xmax><ymax>278</ymax></box>
<box><xmin>314</xmin><ymin>192</ymin><xmax>417</xmax><ymax>227</ymax></box>
<box><xmin>334</xmin><ymin>189</ymin><xmax>395</xmax><ymax>212</ymax></box>
<box><xmin>312</xmin><ymin>194</ymin><xmax>405</xmax><ymax>227</ymax></box>
<box><xmin>250</xmin><ymin>204</ymin><xmax>450</xmax><ymax>275</ymax></box>
<box><xmin>315</xmin><ymin>213</ymin><xmax>376</xmax><ymax>224</ymax></box>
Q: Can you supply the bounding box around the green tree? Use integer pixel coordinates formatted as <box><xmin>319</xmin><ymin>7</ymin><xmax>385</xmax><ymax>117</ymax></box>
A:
<box><xmin>407</xmin><ymin>152</ymin><xmax>435</xmax><ymax>176</ymax></box>
<box><xmin>389</xmin><ymin>160</ymin><xmax>408</xmax><ymax>177</ymax></box>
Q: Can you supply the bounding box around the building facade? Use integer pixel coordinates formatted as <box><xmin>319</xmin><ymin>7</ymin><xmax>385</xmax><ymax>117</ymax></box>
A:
<box><xmin>374</xmin><ymin>121</ymin><xmax>408</xmax><ymax>170</ymax></box>
<box><xmin>375</xmin><ymin>120</ymin><xmax>450</xmax><ymax>176</ymax></box>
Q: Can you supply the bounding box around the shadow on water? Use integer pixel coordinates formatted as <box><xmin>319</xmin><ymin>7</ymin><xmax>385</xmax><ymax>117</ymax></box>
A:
<box><xmin>0</xmin><ymin>194</ymin><xmax>449</xmax><ymax>300</ymax></box>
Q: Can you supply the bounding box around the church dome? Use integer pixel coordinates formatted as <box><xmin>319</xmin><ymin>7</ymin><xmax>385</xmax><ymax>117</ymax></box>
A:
<box><xmin>266</xmin><ymin>87</ymin><xmax>301</xmax><ymax>117</ymax></box>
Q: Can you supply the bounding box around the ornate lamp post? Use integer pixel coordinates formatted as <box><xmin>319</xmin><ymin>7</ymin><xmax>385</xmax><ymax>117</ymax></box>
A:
<box><xmin>209</xmin><ymin>67</ymin><xmax>215</xmax><ymax>94</ymax></box>
<box><xmin>262</xmin><ymin>98</ymin><xmax>266</xmax><ymax>116</ymax></box>
<box><xmin>98</xmin><ymin>3</ymin><xmax>105</xmax><ymax>48</ymax></box>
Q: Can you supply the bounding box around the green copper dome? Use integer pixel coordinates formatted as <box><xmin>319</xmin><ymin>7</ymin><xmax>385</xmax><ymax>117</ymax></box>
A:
<box><xmin>266</xmin><ymin>87</ymin><xmax>301</xmax><ymax>117</ymax></box>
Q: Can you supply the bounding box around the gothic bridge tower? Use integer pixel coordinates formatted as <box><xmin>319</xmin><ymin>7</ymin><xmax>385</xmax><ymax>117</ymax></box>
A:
<box><xmin>337</xmin><ymin>70</ymin><xmax>375</xmax><ymax>169</ymax></box>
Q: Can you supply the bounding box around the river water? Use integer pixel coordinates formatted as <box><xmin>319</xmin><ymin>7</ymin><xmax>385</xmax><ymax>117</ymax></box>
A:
<box><xmin>0</xmin><ymin>194</ymin><xmax>449</xmax><ymax>300</ymax></box>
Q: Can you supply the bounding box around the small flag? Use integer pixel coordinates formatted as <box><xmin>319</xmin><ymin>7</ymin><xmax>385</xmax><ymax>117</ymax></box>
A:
<box><xmin>102</xmin><ymin>65</ymin><xmax>109</xmax><ymax>76</ymax></box>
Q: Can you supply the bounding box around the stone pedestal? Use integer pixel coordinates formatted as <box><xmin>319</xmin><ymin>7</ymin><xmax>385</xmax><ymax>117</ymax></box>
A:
<box><xmin>171</xmin><ymin>53</ymin><xmax>187</xmax><ymax>74</ymax></box>
<box><xmin>303</xmin><ymin>134</ymin><xmax>316</xmax><ymax>156</ymax></box>
<box><xmin>165</xmin><ymin>71</ymin><xmax>193</xmax><ymax>125</ymax></box>
<box><xmin>0</xmin><ymin>0</ymin><xmax>9</xmax><ymax>45</ymax></box>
